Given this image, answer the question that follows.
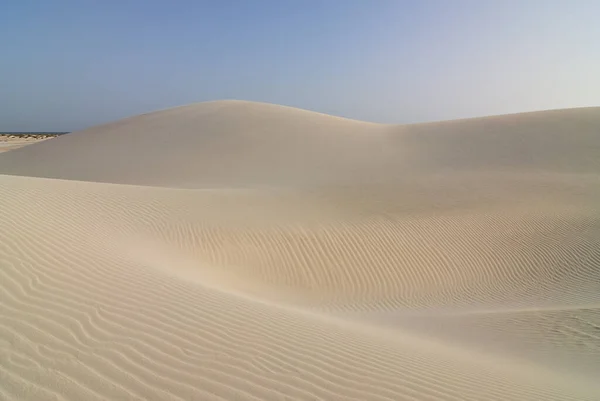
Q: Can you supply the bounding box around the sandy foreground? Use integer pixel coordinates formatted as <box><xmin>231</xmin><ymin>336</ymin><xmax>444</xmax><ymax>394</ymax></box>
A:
<box><xmin>1</xmin><ymin>100</ymin><xmax>599</xmax><ymax>400</ymax></box>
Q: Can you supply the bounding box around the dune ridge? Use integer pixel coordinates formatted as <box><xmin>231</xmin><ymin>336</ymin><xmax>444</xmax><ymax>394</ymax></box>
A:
<box><xmin>1</xmin><ymin>101</ymin><xmax>600</xmax><ymax>400</ymax></box>
<box><xmin>1</xmin><ymin>101</ymin><xmax>599</xmax><ymax>187</ymax></box>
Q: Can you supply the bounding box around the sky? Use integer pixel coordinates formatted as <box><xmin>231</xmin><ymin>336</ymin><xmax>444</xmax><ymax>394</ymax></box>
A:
<box><xmin>1</xmin><ymin>0</ymin><xmax>600</xmax><ymax>131</ymax></box>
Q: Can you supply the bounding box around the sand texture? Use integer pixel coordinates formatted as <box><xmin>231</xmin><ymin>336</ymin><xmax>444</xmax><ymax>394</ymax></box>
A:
<box><xmin>1</xmin><ymin>100</ymin><xmax>599</xmax><ymax>400</ymax></box>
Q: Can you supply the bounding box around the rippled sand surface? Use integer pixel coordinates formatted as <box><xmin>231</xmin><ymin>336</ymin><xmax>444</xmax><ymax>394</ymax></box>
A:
<box><xmin>1</xmin><ymin>101</ymin><xmax>599</xmax><ymax>400</ymax></box>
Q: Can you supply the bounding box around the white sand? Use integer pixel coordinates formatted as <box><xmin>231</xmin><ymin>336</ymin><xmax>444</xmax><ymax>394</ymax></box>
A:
<box><xmin>0</xmin><ymin>100</ymin><xmax>599</xmax><ymax>400</ymax></box>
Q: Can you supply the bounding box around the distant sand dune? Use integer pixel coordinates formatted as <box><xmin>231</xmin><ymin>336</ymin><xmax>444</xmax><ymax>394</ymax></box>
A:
<box><xmin>1</xmin><ymin>101</ymin><xmax>599</xmax><ymax>187</ymax></box>
<box><xmin>1</xmin><ymin>101</ymin><xmax>599</xmax><ymax>400</ymax></box>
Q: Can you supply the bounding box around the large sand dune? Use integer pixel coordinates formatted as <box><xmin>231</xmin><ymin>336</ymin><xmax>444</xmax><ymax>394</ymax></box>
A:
<box><xmin>1</xmin><ymin>100</ymin><xmax>599</xmax><ymax>400</ymax></box>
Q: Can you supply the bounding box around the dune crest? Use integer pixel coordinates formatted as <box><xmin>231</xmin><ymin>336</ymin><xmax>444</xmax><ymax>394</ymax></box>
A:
<box><xmin>1</xmin><ymin>101</ymin><xmax>600</xmax><ymax>400</ymax></box>
<box><xmin>1</xmin><ymin>101</ymin><xmax>599</xmax><ymax>187</ymax></box>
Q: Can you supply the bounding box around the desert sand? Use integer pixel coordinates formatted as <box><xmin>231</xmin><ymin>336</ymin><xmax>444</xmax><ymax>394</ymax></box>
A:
<box><xmin>0</xmin><ymin>134</ymin><xmax>57</xmax><ymax>153</ymax></box>
<box><xmin>1</xmin><ymin>100</ymin><xmax>599</xmax><ymax>400</ymax></box>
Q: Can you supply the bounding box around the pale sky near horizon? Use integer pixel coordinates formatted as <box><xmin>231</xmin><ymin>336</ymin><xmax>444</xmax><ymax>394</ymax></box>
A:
<box><xmin>1</xmin><ymin>0</ymin><xmax>599</xmax><ymax>131</ymax></box>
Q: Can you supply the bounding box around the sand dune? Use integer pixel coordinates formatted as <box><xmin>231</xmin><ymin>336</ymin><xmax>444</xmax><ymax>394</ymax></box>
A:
<box><xmin>2</xmin><ymin>101</ymin><xmax>599</xmax><ymax>187</ymax></box>
<box><xmin>1</xmin><ymin>101</ymin><xmax>599</xmax><ymax>400</ymax></box>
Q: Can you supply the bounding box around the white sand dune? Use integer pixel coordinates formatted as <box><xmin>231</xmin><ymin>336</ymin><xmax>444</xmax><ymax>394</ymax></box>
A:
<box><xmin>1</xmin><ymin>101</ymin><xmax>599</xmax><ymax>187</ymax></box>
<box><xmin>1</xmin><ymin>100</ymin><xmax>599</xmax><ymax>400</ymax></box>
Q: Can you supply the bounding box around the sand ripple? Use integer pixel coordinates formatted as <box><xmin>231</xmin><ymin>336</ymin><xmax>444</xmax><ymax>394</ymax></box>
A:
<box><xmin>1</xmin><ymin>101</ymin><xmax>600</xmax><ymax>400</ymax></box>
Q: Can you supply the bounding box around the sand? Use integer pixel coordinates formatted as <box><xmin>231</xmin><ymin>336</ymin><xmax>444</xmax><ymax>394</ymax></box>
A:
<box><xmin>0</xmin><ymin>134</ymin><xmax>57</xmax><ymax>153</ymax></box>
<box><xmin>0</xmin><ymin>100</ymin><xmax>599</xmax><ymax>400</ymax></box>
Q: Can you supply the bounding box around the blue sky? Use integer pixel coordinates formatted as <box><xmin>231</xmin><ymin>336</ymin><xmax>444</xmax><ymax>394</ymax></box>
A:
<box><xmin>1</xmin><ymin>0</ymin><xmax>599</xmax><ymax>131</ymax></box>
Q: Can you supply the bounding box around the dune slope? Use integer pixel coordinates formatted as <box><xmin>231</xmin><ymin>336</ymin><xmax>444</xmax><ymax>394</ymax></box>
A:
<box><xmin>1</xmin><ymin>101</ymin><xmax>599</xmax><ymax>187</ymax></box>
<box><xmin>1</xmin><ymin>101</ymin><xmax>600</xmax><ymax>400</ymax></box>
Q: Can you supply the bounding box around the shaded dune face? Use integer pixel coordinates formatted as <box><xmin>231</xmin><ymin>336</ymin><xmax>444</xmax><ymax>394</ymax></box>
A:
<box><xmin>1</xmin><ymin>101</ymin><xmax>600</xmax><ymax>400</ymax></box>
<box><xmin>398</xmin><ymin>107</ymin><xmax>600</xmax><ymax>174</ymax></box>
